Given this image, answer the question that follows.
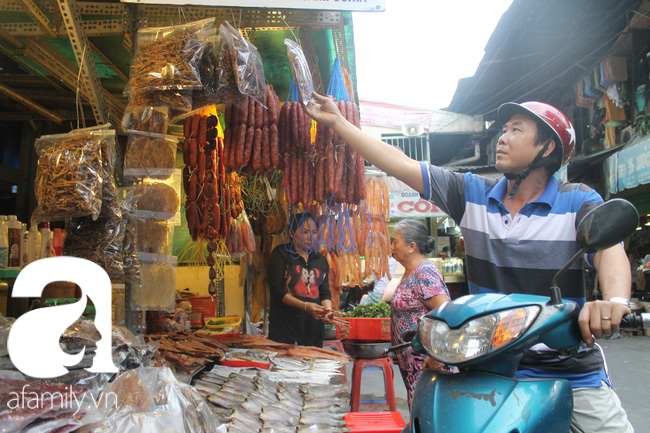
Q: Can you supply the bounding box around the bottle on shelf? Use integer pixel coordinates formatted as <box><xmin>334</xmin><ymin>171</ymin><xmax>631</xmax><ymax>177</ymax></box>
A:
<box><xmin>39</xmin><ymin>223</ymin><xmax>54</xmax><ymax>259</ymax></box>
<box><xmin>27</xmin><ymin>223</ymin><xmax>41</xmax><ymax>265</ymax></box>
<box><xmin>52</xmin><ymin>228</ymin><xmax>64</xmax><ymax>257</ymax></box>
<box><xmin>0</xmin><ymin>216</ymin><xmax>7</xmax><ymax>269</ymax></box>
<box><xmin>6</xmin><ymin>215</ymin><xmax>22</xmax><ymax>270</ymax></box>
<box><xmin>20</xmin><ymin>223</ymin><xmax>28</xmax><ymax>268</ymax></box>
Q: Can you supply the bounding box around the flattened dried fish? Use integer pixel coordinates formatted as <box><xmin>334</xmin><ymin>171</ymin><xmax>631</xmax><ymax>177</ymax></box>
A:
<box><xmin>230</xmin><ymin>407</ymin><xmax>262</xmax><ymax>430</ymax></box>
<box><xmin>297</xmin><ymin>426</ymin><xmax>351</xmax><ymax>433</ymax></box>
<box><xmin>260</xmin><ymin>405</ymin><xmax>299</xmax><ymax>425</ymax></box>
<box><xmin>300</xmin><ymin>412</ymin><xmax>347</xmax><ymax>427</ymax></box>
<box><xmin>207</xmin><ymin>392</ymin><xmax>242</xmax><ymax>409</ymax></box>
<box><xmin>241</xmin><ymin>396</ymin><xmax>263</xmax><ymax>415</ymax></box>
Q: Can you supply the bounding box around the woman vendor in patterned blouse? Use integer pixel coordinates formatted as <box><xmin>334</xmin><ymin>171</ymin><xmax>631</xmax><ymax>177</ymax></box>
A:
<box><xmin>389</xmin><ymin>219</ymin><xmax>450</xmax><ymax>407</ymax></box>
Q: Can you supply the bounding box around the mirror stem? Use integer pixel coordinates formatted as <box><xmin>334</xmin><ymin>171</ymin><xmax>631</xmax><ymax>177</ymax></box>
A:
<box><xmin>549</xmin><ymin>246</ymin><xmax>588</xmax><ymax>305</ymax></box>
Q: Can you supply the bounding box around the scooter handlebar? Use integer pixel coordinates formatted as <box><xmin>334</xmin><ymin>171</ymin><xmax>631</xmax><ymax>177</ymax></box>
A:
<box><xmin>620</xmin><ymin>312</ymin><xmax>650</xmax><ymax>330</ymax></box>
<box><xmin>384</xmin><ymin>341</ymin><xmax>411</xmax><ymax>355</ymax></box>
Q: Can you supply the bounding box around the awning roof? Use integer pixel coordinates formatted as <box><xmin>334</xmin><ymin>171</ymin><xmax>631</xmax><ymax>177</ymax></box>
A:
<box><xmin>446</xmin><ymin>0</ymin><xmax>641</xmax><ymax>119</ymax></box>
<box><xmin>0</xmin><ymin>1</ymin><xmax>358</xmax><ymax>127</ymax></box>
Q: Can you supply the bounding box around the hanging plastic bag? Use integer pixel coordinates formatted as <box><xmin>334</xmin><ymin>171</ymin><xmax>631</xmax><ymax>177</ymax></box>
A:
<box><xmin>285</xmin><ymin>38</ymin><xmax>314</xmax><ymax>106</ymax></box>
<box><xmin>132</xmin><ymin>170</ymin><xmax>182</xmax><ymax>224</ymax></box>
<box><xmin>124</xmin><ymin>17</ymin><xmax>216</xmax><ymax>94</ymax></box>
<box><xmin>219</xmin><ymin>21</ymin><xmax>267</xmax><ymax>106</ymax></box>
<box><xmin>131</xmin><ymin>253</ymin><xmax>177</xmax><ymax>311</ymax></box>
<box><xmin>121</xmin><ymin>105</ymin><xmax>169</xmax><ymax>134</ymax></box>
<box><xmin>32</xmin><ymin>125</ymin><xmax>114</xmax><ymax>224</ymax></box>
<box><xmin>124</xmin><ymin>130</ymin><xmax>178</xmax><ymax>181</ymax></box>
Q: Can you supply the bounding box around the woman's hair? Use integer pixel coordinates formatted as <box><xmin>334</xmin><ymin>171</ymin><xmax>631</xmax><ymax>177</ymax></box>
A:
<box><xmin>288</xmin><ymin>212</ymin><xmax>316</xmax><ymax>237</ymax></box>
<box><xmin>395</xmin><ymin>219</ymin><xmax>436</xmax><ymax>255</ymax></box>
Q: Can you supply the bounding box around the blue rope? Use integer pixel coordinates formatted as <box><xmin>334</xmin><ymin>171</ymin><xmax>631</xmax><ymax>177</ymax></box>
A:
<box><xmin>326</xmin><ymin>58</ymin><xmax>352</xmax><ymax>102</ymax></box>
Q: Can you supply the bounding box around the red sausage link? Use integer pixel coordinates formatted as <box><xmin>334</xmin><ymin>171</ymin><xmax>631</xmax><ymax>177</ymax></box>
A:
<box><xmin>270</xmin><ymin>124</ymin><xmax>280</xmax><ymax>168</ymax></box>
<box><xmin>262</xmin><ymin>125</ymin><xmax>272</xmax><ymax>170</ymax></box>
<box><xmin>242</xmin><ymin>126</ymin><xmax>255</xmax><ymax>168</ymax></box>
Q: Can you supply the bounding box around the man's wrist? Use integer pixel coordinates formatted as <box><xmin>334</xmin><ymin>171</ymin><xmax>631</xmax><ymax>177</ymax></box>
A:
<box><xmin>607</xmin><ymin>296</ymin><xmax>630</xmax><ymax>307</ymax></box>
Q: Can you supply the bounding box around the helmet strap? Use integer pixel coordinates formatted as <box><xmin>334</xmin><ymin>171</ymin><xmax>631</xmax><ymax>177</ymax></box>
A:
<box><xmin>506</xmin><ymin>140</ymin><xmax>556</xmax><ymax>200</ymax></box>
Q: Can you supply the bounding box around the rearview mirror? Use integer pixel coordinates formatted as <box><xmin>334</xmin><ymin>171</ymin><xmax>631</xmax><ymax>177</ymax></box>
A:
<box><xmin>576</xmin><ymin>199</ymin><xmax>639</xmax><ymax>253</ymax></box>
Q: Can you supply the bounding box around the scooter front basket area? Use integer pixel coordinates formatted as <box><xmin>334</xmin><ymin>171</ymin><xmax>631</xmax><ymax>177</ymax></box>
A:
<box><xmin>409</xmin><ymin>370</ymin><xmax>573</xmax><ymax>433</ymax></box>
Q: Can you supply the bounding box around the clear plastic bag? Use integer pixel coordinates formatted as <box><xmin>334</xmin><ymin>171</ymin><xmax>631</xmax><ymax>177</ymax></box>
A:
<box><xmin>63</xmin><ymin>125</ymin><xmax>123</xmax><ymax>278</ymax></box>
<box><xmin>135</xmin><ymin>218</ymin><xmax>174</xmax><ymax>255</ymax></box>
<box><xmin>219</xmin><ymin>21</ymin><xmax>267</xmax><ymax>106</ymax></box>
<box><xmin>133</xmin><ymin>170</ymin><xmax>182</xmax><ymax>224</ymax></box>
<box><xmin>111</xmin><ymin>326</ymin><xmax>157</xmax><ymax>372</ymax></box>
<box><xmin>32</xmin><ymin>125</ymin><xmax>114</xmax><ymax>223</ymax></box>
<box><xmin>120</xmin><ymin>189</ymin><xmax>142</xmax><ymax>289</ymax></box>
<box><xmin>85</xmin><ymin>367</ymin><xmax>220</xmax><ymax>433</ymax></box>
<box><xmin>285</xmin><ymin>38</ymin><xmax>315</xmax><ymax>106</ymax></box>
<box><xmin>124</xmin><ymin>130</ymin><xmax>178</xmax><ymax>180</ymax></box>
<box><xmin>121</xmin><ymin>105</ymin><xmax>169</xmax><ymax>133</ymax></box>
<box><xmin>130</xmin><ymin>89</ymin><xmax>193</xmax><ymax>114</ymax></box>
<box><xmin>124</xmin><ymin>17</ymin><xmax>216</xmax><ymax>94</ymax></box>
<box><xmin>63</xmin><ymin>185</ymin><xmax>125</xmax><ymax>279</ymax></box>
<box><xmin>0</xmin><ymin>378</ymin><xmax>101</xmax><ymax>433</ymax></box>
<box><xmin>131</xmin><ymin>253</ymin><xmax>177</xmax><ymax>311</ymax></box>
<box><xmin>0</xmin><ymin>314</ymin><xmax>15</xmax><ymax>358</ymax></box>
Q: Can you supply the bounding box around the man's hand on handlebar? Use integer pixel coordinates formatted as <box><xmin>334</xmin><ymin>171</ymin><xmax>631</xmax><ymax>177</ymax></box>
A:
<box><xmin>578</xmin><ymin>300</ymin><xmax>631</xmax><ymax>347</ymax></box>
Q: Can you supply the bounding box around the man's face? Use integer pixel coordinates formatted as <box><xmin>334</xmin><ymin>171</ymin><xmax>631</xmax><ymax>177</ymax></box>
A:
<box><xmin>496</xmin><ymin>113</ymin><xmax>542</xmax><ymax>175</ymax></box>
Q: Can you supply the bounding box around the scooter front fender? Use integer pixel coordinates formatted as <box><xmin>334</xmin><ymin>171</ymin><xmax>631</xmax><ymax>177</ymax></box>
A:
<box><xmin>409</xmin><ymin>370</ymin><xmax>573</xmax><ymax>433</ymax></box>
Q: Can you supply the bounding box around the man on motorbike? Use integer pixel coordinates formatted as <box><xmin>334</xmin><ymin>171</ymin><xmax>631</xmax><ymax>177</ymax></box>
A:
<box><xmin>305</xmin><ymin>95</ymin><xmax>633</xmax><ymax>432</ymax></box>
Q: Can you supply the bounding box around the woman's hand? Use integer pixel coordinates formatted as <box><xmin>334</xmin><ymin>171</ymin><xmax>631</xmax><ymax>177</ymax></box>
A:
<box><xmin>305</xmin><ymin>302</ymin><xmax>327</xmax><ymax>319</ymax></box>
<box><xmin>303</xmin><ymin>92</ymin><xmax>343</xmax><ymax>128</ymax></box>
<box><xmin>323</xmin><ymin>310</ymin><xmax>349</xmax><ymax>329</ymax></box>
<box><xmin>423</xmin><ymin>356</ymin><xmax>446</xmax><ymax>371</ymax></box>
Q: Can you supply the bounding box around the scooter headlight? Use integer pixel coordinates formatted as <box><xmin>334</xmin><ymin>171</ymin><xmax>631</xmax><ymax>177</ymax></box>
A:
<box><xmin>418</xmin><ymin>306</ymin><xmax>540</xmax><ymax>364</ymax></box>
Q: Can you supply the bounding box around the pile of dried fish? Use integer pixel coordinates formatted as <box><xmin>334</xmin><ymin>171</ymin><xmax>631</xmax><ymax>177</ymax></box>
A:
<box><xmin>220</xmin><ymin>334</ymin><xmax>351</xmax><ymax>362</ymax></box>
<box><xmin>194</xmin><ymin>369</ymin><xmax>351</xmax><ymax>433</ymax></box>
<box><xmin>146</xmin><ymin>332</ymin><xmax>227</xmax><ymax>375</ymax></box>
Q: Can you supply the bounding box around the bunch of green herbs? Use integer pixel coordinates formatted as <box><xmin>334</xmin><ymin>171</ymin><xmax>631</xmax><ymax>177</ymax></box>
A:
<box><xmin>346</xmin><ymin>302</ymin><xmax>391</xmax><ymax>318</ymax></box>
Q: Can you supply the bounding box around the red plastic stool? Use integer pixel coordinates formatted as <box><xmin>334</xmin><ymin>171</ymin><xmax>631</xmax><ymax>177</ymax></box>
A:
<box><xmin>323</xmin><ymin>339</ymin><xmax>348</xmax><ymax>384</ymax></box>
<box><xmin>350</xmin><ymin>356</ymin><xmax>397</xmax><ymax>412</ymax></box>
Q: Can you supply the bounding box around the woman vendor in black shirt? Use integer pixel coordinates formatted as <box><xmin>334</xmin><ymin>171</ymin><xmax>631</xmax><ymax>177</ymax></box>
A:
<box><xmin>267</xmin><ymin>213</ymin><xmax>342</xmax><ymax>347</ymax></box>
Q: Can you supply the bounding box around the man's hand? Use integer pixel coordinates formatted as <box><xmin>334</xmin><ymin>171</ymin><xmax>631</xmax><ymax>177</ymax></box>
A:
<box><xmin>303</xmin><ymin>92</ymin><xmax>343</xmax><ymax>128</ymax></box>
<box><xmin>578</xmin><ymin>300</ymin><xmax>631</xmax><ymax>347</ymax></box>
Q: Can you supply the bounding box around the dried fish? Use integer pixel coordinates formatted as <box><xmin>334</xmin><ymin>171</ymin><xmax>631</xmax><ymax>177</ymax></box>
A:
<box><xmin>260</xmin><ymin>405</ymin><xmax>299</xmax><ymax>425</ymax></box>
<box><xmin>297</xmin><ymin>426</ymin><xmax>351</xmax><ymax>433</ymax></box>
<box><xmin>230</xmin><ymin>407</ymin><xmax>262</xmax><ymax>430</ymax></box>
<box><xmin>300</xmin><ymin>412</ymin><xmax>348</xmax><ymax>428</ymax></box>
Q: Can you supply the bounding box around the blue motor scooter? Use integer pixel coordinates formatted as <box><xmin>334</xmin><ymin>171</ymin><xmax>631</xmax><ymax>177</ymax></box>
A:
<box><xmin>394</xmin><ymin>199</ymin><xmax>649</xmax><ymax>433</ymax></box>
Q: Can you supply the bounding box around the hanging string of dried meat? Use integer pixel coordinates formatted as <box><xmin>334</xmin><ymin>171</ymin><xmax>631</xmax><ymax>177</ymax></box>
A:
<box><xmin>182</xmin><ymin>111</ymin><xmax>256</xmax><ymax>296</ymax></box>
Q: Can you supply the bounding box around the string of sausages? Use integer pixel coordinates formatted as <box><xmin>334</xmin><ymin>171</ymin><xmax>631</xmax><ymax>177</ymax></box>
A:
<box><xmin>182</xmin><ymin>112</ymin><xmax>255</xmax><ymax>295</ymax></box>
<box><xmin>223</xmin><ymin>85</ymin><xmax>281</xmax><ymax>173</ymax></box>
<box><xmin>280</xmin><ymin>98</ymin><xmax>367</xmax><ymax>206</ymax></box>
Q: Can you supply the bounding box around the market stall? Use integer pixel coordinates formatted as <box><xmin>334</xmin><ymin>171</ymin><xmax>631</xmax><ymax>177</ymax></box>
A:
<box><xmin>0</xmin><ymin>1</ymin><xmax>411</xmax><ymax>432</ymax></box>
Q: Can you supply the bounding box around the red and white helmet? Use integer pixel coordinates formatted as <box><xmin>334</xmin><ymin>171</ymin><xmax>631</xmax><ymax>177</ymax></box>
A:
<box><xmin>498</xmin><ymin>101</ymin><xmax>576</xmax><ymax>166</ymax></box>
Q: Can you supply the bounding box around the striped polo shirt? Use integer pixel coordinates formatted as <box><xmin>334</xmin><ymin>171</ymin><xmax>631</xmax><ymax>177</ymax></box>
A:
<box><xmin>420</xmin><ymin>162</ymin><xmax>606</xmax><ymax>387</ymax></box>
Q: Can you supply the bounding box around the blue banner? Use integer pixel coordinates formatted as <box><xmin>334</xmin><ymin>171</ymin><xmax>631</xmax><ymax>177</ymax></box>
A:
<box><xmin>608</xmin><ymin>135</ymin><xmax>650</xmax><ymax>193</ymax></box>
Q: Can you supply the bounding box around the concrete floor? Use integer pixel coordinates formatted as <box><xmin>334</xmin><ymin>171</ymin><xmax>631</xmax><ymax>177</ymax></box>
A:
<box><xmin>339</xmin><ymin>334</ymin><xmax>650</xmax><ymax>432</ymax></box>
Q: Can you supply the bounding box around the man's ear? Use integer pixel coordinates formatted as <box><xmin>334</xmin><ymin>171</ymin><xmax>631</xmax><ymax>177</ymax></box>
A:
<box><xmin>543</xmin><ymin>139</ymin><xmax>556</xmax><ymax>158</ymax></box>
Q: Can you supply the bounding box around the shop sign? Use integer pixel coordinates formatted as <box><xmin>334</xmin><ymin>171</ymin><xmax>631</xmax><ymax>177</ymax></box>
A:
<box><xmin>359</xmin><ymin>100</ymin><xmax>432</xmax><ymax>132</ymax></box>
<box><xmin>389</xmin><ymin>190</ymin><xmax>447</xmax><ymax>218</ymax></box>
<box><xmin>120</xmin><ymin>0</ymin><xmax>385</xmax><ymax>11</ymax></box>
<box><xmin>608</xmin><ymin>135</ymin><xmax>650</xmax><ymax>193</ymax></box>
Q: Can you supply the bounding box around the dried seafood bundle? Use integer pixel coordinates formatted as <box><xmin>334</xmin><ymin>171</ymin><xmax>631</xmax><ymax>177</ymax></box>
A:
<box><xmin>32</xmin><ymin>127</ymin><xmax>114</xmax><ymax>223</ymax></box>
<box><xmin>125</xmin><ymin>17</ymin><xmax>216</xmax><ymax>94</ymax></box>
